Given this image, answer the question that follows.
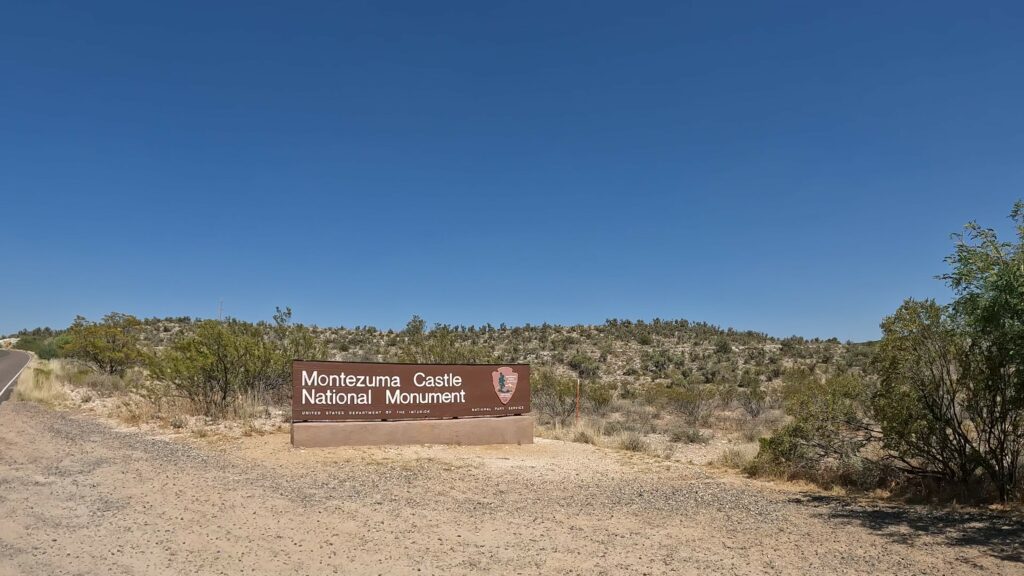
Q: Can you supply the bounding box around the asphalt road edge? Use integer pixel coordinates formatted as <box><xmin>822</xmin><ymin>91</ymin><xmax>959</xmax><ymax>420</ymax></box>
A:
<box><xmin>0</xmin><ymin>350</ymin><xmax>32</xmax><ymax>401</ymax></box>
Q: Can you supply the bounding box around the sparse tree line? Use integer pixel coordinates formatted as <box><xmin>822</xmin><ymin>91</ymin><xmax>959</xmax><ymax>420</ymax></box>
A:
<box><xmin>14</xmin><ymin>309</ymin><xmax>858</xmax><ymax>420</ymax></box>
<box><xmin>11</xmin><ymin>201</ymin><xmax>1024</xmax><ymax>503</ymax></box>
<box><xmin>15</xmin><ymin>308</ymin><xmax>325</xmax><ymax>417</ymax></box>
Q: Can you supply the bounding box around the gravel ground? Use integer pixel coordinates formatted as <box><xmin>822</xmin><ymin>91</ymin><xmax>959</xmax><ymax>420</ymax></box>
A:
<box><xmin>1</xmin><ymin>401</ymin><xmax>1022</xmax><ymax>575</ymax></box>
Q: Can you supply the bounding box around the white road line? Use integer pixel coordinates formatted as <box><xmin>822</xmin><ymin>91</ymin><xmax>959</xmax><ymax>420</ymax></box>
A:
<box><xmin>0</xmin><ymin>354</ymin><xmax>30</xmax><ymax>398</ymax></box>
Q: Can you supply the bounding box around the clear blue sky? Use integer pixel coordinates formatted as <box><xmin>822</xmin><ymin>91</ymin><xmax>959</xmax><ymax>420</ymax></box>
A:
<box><xmin>2</xmin><ymin>1</ymin><xmax>1022</xmax><ymax>341</ymax></box>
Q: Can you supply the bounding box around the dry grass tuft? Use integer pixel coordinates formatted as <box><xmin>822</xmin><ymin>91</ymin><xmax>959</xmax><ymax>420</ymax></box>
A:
<box><xmin>651</xmin><ymin>441</ymin><xmax>677</xmax><ymax>460</ymax></box>
<box><xmin>617</xmin><ymin>432</ymin><xmax>648</xmax><ymax>453</ymax></box>
<box><xmin>716</xmin><ymin>446</ymin><xmax>757</xmax><ymax>470</ymax></box>
<box><xmin>12</xmin><ymin>362</ymin><xmax>69</xmax><ymax>407</ymax></box>
<box><xmin>572</xmin><ymin>429</ymin><xmax>596</xmax><ymax>444</ymax></box>
<box><xmin>662</xmin><ymin>419</ymin><xmax>710</xmax><ymax>444</ymax></box>
<box><xmin>115</xmin><ymin>397</ymin><xmax>158</xmax><ymax>426</ymax></box>
<box><xmin>738</xmin><ymin>419</ymin><xmax>764</xmax><ymax>442</ymax></box>
<box><xmin>604</xmin><ymin>401</ymin><xmax>658</xmax><ymax>435</ymax></box>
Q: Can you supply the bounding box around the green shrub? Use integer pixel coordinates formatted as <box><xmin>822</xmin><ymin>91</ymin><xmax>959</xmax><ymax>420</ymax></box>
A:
<box><xmin>568</xmin><ymin>352</ymin><xmax>600</xmax><ymax>380</ymax></box>
<box><xmin>737</xmin><ymin>386</ymin><xmax>766</xmax><ymax>418</ymax></box>
<box><xmin>62</xmin><ymin>313</ymin><xmax>144</xmax><ymax>375</ymax></box>
<box><xmin>870</xmin><ymin>202</ymin><xmax>1024</xmax><ymax>501</ymax></box>
<box><xmin>148</xmin><ymin>309</ymin><xmax>326</xmax><ymax>417</ymax></box>
<box><xmin>639</xmin><ymin>348</ymin><xmax>684</xmax><ymax>376</ymax></box>
<box><xmin>746</xmin><ymin>427</ymin><xmax>890</xmax><ymax>491</ymax></box>
<box><xmin>649</xmin><ymin>383</ymin><xmax>717</xmax><ymax>425</ymax></box>
<box><xmin>746</xmin><ymin>422</ymin><xmax>819</xmax><ymax>479</ymax></box>
<box><xmin>751</xmin><ymin>201</ymin><xmax>1024</xmax><ymax>503</ymax></box>
<box><xmin>749</xmin><ymin>370</ymin><xmax>874</xmax><ymax>482</ymax></box>
<box><xmin>583</xmin><ymin>380</ymin><xmax>614</xmax><ymax>413</ymax></box>
<box><xmin>14</xmin><ymin>334</ymin><xmax>71</xmax><ymax>359</ymax></box>
<box><xmin>531</xmin><ymin>367</ymin><xmax>578</xmax><ymax>426</ymax></box>
<box><xmin>714</xmin><ymin>339</ymin><xmax>732</xmax><ymax>355</ymax></box>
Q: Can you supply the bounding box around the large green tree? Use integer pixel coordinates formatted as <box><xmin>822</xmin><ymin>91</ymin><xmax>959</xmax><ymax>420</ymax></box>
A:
<box><xmin>753</xmin><ymin>201</ymin><xmax>1024</xmax><ymax>501</ymax></box>
<box><xmin>875</xmin><ymin>201</ymin><xmax>1024</xmax><ymax>501</ymax></box>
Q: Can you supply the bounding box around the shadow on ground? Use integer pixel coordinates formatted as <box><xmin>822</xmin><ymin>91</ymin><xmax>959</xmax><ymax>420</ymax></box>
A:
<box><xmin>792</xmin><ymin>494</ymin><xmax>1024</xmax><ymax>563</ymax></box>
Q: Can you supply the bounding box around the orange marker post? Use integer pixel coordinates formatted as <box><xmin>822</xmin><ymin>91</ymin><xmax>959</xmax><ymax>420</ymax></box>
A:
<box><xmin>575</xmin><ymin>377</ymin><xmax>580</xmax><ymax>427</ymax></box>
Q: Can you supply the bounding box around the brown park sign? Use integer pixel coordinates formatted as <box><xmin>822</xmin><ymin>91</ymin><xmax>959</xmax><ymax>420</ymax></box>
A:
<box><xmin>291</xmin><ymin>360</ymin><xmax>531</xmax><ymax>422</ymax></box>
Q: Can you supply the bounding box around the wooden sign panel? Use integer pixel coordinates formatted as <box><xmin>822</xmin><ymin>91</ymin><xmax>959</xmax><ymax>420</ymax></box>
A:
<box><xmin>292</xmin><ymin>361</ymin><xmax>531</xmax><ymax>422</ymax></box>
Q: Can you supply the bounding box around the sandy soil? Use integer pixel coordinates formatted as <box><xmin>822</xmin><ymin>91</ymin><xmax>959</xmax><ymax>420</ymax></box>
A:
<box><xmin>1</xmin><ymin>401</ymin><xmax>1022</xmax><ymax>576</ymax></box>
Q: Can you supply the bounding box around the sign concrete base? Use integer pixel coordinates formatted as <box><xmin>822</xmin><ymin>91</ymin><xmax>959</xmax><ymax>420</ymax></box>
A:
<box><xmin>291</xmin><ymin>415</ymin><xmax>534</xmax><ymax>448</ymax></box>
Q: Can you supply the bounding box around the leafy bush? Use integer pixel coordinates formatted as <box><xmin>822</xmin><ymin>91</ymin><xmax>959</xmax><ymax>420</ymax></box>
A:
<box><xmin>871</xmin><ymin>205</ymin><xmax>1024</xmax><ymax>501</ymax></box>
<box><xmin>649</xmin><ymin>382</ymin><xmax>717</xmax><ymax>425</ymax></box>
<box><xmin>749</xmin><ymin>369</ymin><xmax>875</xmax><ymax>482</ymax></box>
<box><xmin>13</xmin><ymin>333</ymin><xmax>70</xmax><ymax>359</ymax></box>
<box><xmin>751</xmin><ymin>201</ymin><xmax>1024</xmax><ymax>502</ymax></box>
<box><xmin>148</xmin><ymin>309</ymin><xmax>326</xmax><ymax>417</ymax></box>
<box><xmin>64</xmin><ymin>313</ymin><xmax>143</xmax><ymax>375</ymax></box>
<box><xmin>582</xmin><ymin>380</ymin><xmax>614</xmax><ymax>413</ymax></box>
<box><xmin>568</xmin><ymin>352</ymin><xmax>600</xmax><ymax>380</ymax></box>
<box><xmin>531</xmin><ymin>367</ymin><xmax>578</xmax><ymax>426</ymax></box>
<box><xmin>714</xmin><ymin>339</ymin><xmax>732</xmax><ymax>355</ymax></box>
<box><xmin>639</xmin><ymin>348</ymin><xmax>684</xmax><ymax>377</ymax></box>
<box><xmin>746</xmin><ymin>422</ymin><xmax>821</xmax><ymax>479</ymax></box>
<box><xmin>736</xmin><ymin>371</ymin><xmax>767</xmax><ymax>418</ymax></box>
<box><xmin>745</xmin><ymin>427</ymin><xmax>889</xmax><ymax>490</ymax></box>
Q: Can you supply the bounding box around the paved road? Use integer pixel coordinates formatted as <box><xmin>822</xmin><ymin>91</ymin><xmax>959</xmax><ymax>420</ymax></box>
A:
<box><xmin>0</xmin><ymin>349</ymin><xmax>30</xmax><ymax>406</ymax></box>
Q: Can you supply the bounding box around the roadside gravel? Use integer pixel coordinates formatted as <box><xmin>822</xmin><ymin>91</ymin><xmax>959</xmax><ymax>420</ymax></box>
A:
<box><xmin>1</xmin><ymin>401</ymin><xmax>1021</xmax><ymax>575</ymax></box>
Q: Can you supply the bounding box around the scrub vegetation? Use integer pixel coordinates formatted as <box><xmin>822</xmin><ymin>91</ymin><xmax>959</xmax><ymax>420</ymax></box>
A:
<box><xmin>745</xmin><ymin>202</ymin><xmax>1024</xmax><ymax>504</ymax></box>
<box><xmin>11</xmin><ymin>360</ymin><xmax>70</xmax><ymax>407</ymax></box>
<box><xmin>8</xmin><ymin>201</ymin><xmax>1024</xmax><ymax>504</ymax></box>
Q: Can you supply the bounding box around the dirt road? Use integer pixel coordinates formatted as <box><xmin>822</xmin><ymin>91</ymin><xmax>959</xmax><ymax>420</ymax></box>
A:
<box><xmin>0</xmin><ymin>401</ymin><xmax>1021</xmax><ymax>575</ymax></box>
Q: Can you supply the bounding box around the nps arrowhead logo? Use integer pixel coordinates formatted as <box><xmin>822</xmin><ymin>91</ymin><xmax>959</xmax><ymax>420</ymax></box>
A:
<box><xmin>491</xmin><ymin>367</ymin><xmax>519</xmax><ymax>405</ymax></box>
